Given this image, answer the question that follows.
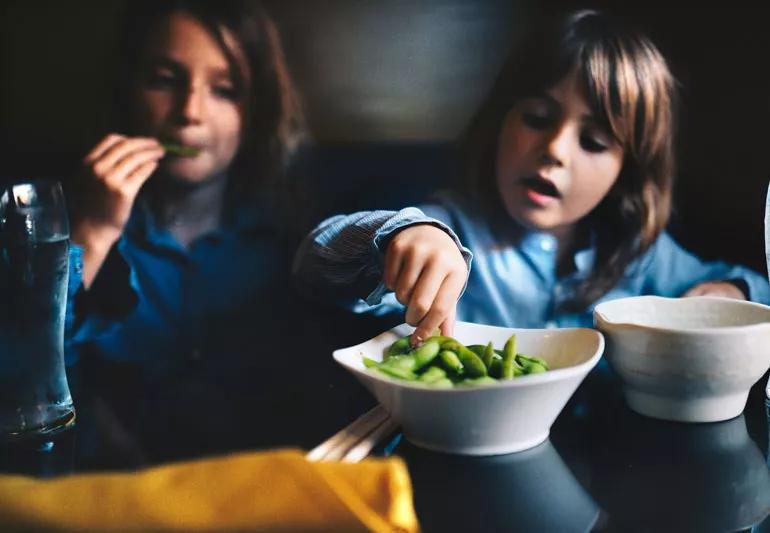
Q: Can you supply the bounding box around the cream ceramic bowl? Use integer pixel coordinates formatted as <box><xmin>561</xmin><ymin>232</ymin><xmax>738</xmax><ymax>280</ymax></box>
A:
<box><xmin>594</xmin><ymin>296</ymin><xmax>770</xmax><ymax>423</ymax></box>
<box><xmin>333</xmin><ymin>321</ymin><xmax>604</xmax><ymax>455</ymax></box>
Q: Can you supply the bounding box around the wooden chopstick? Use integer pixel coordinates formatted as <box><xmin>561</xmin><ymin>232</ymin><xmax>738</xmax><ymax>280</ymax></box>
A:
<box><xmin>340</xmin><ymin>416</ymin><xmax>399</xmax><ymax>463</ymax></box>
<box><xmin>306</xmin><ymin>405</ymin><xmax>394</xmax><ymax>462</ymax></box>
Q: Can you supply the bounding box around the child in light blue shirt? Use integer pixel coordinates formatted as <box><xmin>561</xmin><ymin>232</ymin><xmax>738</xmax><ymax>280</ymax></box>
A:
<box><xmin>294</xmin><ymin>11</ymin><xmax>770</xmax><ymax>342</ymax></box>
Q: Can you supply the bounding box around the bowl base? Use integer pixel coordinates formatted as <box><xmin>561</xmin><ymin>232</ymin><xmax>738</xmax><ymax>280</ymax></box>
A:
<box><xmin>624</xmin><ymin>389</ymin><xmax>749</xmax><ymax>423</ymax></box>
<box><xmin>404</xmin><ymin>431</ymin><xmax>550</xmax><ymax>456</ymax></box>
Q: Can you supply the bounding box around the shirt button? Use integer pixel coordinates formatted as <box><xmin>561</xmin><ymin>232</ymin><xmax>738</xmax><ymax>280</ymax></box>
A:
<box><xmin>545</xmin><ymin>320</ymin><xmax>558</xmax><ymax>329</ymax></box>
<box><xmin>540</xmin><ymin>238</ymin><xmax>555</xmax><ymax>252</ymax></box>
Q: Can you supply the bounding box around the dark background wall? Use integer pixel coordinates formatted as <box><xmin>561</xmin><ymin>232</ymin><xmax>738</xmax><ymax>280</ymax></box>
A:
<box><xmin>0</xmin><ymin>1</ymin><xmax>768</xmax><ymax>274</ymax></box>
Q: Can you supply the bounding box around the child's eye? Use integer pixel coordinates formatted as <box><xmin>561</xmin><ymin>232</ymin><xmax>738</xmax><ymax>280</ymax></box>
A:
<box><xmin>521</xmin><ymin>111</ymin><xmax>553</xmax><ymax>130</ymax></box>
<box><xmin>213</xmin><ymin>84</ymin><xmax>238</xmax><ymax>100</ymax></box>
<box><xmin>580</xmin><ymin>130</ymin><xmax>610</xmax><ymax>153</ymax></box>
<box><xmin>146</xmin><ymin>69</ymin><xmax>179</xmax><ymax>89</ymax></box>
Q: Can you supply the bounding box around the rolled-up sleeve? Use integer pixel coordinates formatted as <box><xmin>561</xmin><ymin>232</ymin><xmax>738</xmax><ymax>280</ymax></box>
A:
<box><xmin>292</xmin><ymin>207</ymin><xmax>472</xmax><ymax>313</ymax></box>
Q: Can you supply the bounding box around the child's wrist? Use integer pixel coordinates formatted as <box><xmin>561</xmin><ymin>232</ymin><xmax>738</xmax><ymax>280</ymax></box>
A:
<box><xmin>71</xmin><ymin>221</ymin><xmax>122</xmax><ymax>257</ymax></box>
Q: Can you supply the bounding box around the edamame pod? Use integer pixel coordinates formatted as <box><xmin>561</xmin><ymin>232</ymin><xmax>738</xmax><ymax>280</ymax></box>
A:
<box><xmin>377</xmin><ymin>365</ymin><xmax>417</xmax><ymax>380</ymax></box>
<box><xmin>500</xmin><ymin>335</ymin><xmax>517</xmax><ymax>379</ymax></box>
<box><xmin>467</xmin><ymin>344</ymin><xmax>486</xmax><ymax>357</ymax></box>
<box><xmin>418</xmin><ymin>365</ymin><xmax>448</xmax><ymax>383</ymax></box>
<box><xmin>413</xmin><ymin>340</ymin><xmax>441</xmax><ymax>369</ymax></box>
<box><xmin>482</xmin><ymin>342</ymin><xmax>495</xmax><ymax>369</ymax></box>
<box><xmin>524</xmin><ymin>362</ymin><xmax>547</xmax><ymax>374</ymax></box>
<box><xmin>457</xmin><ymin>376</ymin><xmax>497</xmax><ymax>386</ymax></box>
<box><xmin>441</xmin><ymin>340</ymin><xmax>487</xmax><ymax>377</ymax></box>
<box><xmin>385</xmin><ymin>336</ymin><xmax>411</xmax><ymax>358</ymax></box>
<box><xmin>382</xmin><ymin>355</ymin><xmax>417</xmax><ymax>372</ymax></box>
<box><xmin>438</xmin><ymin>350</ymin><xmax>463</xmax><ymax>374</ymax></box>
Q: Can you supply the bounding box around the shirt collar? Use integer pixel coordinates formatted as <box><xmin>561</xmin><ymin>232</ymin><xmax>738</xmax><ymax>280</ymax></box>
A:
<box><xmin>124</xmin><ymin>193</ymin><xmax>272</xmax><ymax>249</ymax></box>
<box><xmin>515</xmin><ymin>225</ymin><xmax>596</xmax><ymax>274</ymax></box>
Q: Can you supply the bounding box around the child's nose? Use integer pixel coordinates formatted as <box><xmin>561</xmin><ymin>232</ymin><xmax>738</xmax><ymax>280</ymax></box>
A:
<box><xmin>178</xmin><ymin>86</ymin><xmax>206</xmax><ymax>124</ymax></box>
<box><xmin>541</xmin><ymin>124</ymin><xmax>573</xmax><ymax>167</ymax></box>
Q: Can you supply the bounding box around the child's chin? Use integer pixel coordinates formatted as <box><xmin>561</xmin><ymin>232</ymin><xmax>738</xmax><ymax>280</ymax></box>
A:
<box><xmin>512</xmin><ymin>209</ymin><xmax>560</xmax><ymax>230</ymax></box>
<box><xmin>160</xmin><ymin>161</ymin><xmax>212</xmax><ymax>184</ymax></box>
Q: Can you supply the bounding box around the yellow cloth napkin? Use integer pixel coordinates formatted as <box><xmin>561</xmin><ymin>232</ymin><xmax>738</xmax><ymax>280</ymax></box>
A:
<box><xmin>0</xmin><ymin>448</ymin><xmax>419</xmax><ymax>532</ymax></box>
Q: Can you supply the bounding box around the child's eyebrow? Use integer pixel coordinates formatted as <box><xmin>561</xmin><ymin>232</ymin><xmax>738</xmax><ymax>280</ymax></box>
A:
<box><xmin>145</xmin><ymin>56</ymin><xmax>233</xmax><ymax>80</ymax></box>
<box><xmin>536</xmin><ymin>92</ymin><xmax>559</xmax><ymax>105</ymax></box>
<box><xmin>534</xmin><ymin>91</ymin><xmax>603</xmax><ymax>126</ymax></box>
<box><xmin>145</xmin><ymin>56</ymin><xmax>184</xmax><ymax>71</ymax></box>
<box><xmin>208</xmin><ymin>67</ymin><xmax>233</xmax><ymax>81</ymax></box>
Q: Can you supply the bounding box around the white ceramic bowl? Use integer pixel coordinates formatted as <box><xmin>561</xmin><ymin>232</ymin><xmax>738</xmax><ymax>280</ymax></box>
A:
<box><xmin>333</xmin><ymin>321</ymin><xmax>604</xmax><ymax>455</ymax></box>
<box><xmin>594</xmin><ymin>296</ymin><xmax>770</xmax><ymax>423</ymax></box>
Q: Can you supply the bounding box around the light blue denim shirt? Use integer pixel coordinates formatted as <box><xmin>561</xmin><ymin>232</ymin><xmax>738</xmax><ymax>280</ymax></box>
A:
<box><xmin>293</xmin><ymin>192</ymin><xmax>770</xmax><ymax>329</ymax></box>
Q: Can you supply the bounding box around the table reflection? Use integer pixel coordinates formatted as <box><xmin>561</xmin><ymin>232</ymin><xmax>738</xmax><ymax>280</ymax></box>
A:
<box><xmin>398</xmin><ymin>438</ymin><xmax>599</xmax><ymax>533</ymax></box>
<box><xmin>589</xmin><ymin>412</ymin><xmax>770</xmax><ymax>532</ymax></box>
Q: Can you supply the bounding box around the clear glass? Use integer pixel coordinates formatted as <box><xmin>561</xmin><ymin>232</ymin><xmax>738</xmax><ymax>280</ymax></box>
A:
<box><xmin>0</xmin><ymin>181</ymin><xmax>75</xmax><ymax>441</ymax></box>
<box><xmin>766</xmin><ymin>182</ymin><xmax>770</xmax><ymax>403</ymax></box>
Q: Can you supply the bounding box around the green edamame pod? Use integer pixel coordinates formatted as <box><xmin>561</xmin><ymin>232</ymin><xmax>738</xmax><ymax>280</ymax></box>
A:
<box><xmin>161</xmin><ymin>142</ymin><xmax>201</xmax><ymax>157</ymax></box>
<box><xmin>503</xmin><ymin>335</ymin><xmax>516</xmax><ymax>361</ymax></box>
<box><xmin>377</xmin><ymin>365</ymin><xmax>417</xmax><ymax>381</ymax></box>
<box><xmin>482</xmin><ymin>342</ymin><xmax>495</xmax><ymax>369</ymax></box>
<box><xmin>381</xmin><ymin>355</ymin><xmax>417</xmax><ymax>373</ymax></box>
<box><xmin>524</xmin><ymin>362</ymin><xmax>547</xmax><ymax>374</ymax></box>
<box><xmin>363</xmin><ymin>357</ymin><xmax>379</xmax><ymax>368</ymax></box>
<box><xmin>425</xmin><ymin>335</ymin><xmax>451</xmax><ymax>345</ymax></box>
<box><xmin>467</xmin><ymin>344</ymin><xmax>486</xmax><ymax>357</ymax></box>
<box><xmin>516</xmin><ymin>353</ymin><xmax>548</xmax><ymax>369</ymax></box>
<box><xmin>413</xmin><ymin>340</ymin><xmax>441</xmax><ymax>369</ymax></box>
<box><xmin>427</xmin><ymin>377</ymin><xmax>454</xmax><ymax>388</ymax></box>
<box><xmin>441</xmin><ymin>340</ymin><xmax>487</xmax><ymax>378</ymax></box>
<box><xmin>500</xmin><ymin>334</ymin><xmax>517</xmax><ymax>379</ymax></box>
<box><xmin>438</xmin><ymin>350</ymin><xmax>463</xmax><ymax>374</ymax></box>
<box><xmin>385</xmin><ymin>336</ymin><xmax>411</xmax><ymax>358</ymax></box>
<box><xmin>418</xmin><ymin>365</ymin><xmax>447</xmax><ymax>383</ymax></box>
<box><xmin>501</xmin><ymin>350</ymin><xmax>515</xmax><ymax>379</ymax></box>
<box><xmin>458</xmin><ymin>376</ymin><xmax>497</xmax><ymax>386</ymax></box>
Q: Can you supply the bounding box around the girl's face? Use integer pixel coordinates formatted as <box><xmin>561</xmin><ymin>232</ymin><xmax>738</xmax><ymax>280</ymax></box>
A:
<box><xmin>133</xmin><ymin>12</ymin><xmax>243</xmax><ymax>185</ymax></box>
<box><xmin>495</xmin><ymin>71</ymin><xmax>624</xmax><ymax>237</ymax></box>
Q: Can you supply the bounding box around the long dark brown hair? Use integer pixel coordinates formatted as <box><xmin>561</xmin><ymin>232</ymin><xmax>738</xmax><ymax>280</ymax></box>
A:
<box><xmin>461</xmin><ymin>10</ymin><xmax>676</xmax><ymax>308</ymax></box>
<box><xmin>112</xmin><ymin>0</ymin><xmax>304</xmax><ymax>200</ymax></box>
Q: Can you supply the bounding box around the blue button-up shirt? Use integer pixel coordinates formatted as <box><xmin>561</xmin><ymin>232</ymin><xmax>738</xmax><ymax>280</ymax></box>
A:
<box><xmin>293</xmin><ymin>192</ymin><xmax>770</xmax><ymax>329</ymax></box>
<box><xmin>66</xmin><ymin>197</ymin><xmax>292</xmax><ymax>381</ymax></box>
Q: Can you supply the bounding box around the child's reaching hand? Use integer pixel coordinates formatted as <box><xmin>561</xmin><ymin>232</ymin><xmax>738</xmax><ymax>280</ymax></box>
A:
<box><xmin>384</xmin><ymin>224</ymin><xmax>469</xmax><ymax>344</ymax></box>
<box><xmin>681</xmin><ymin>281</ymin><xmax>746</xmax><ymax>299</ymax></box>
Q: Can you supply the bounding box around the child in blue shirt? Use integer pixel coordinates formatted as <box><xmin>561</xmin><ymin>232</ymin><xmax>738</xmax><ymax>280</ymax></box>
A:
<box><xmin>294</xmin><ymin>10</ymin><xmax>770</xmax><ymax>344</ymax></box>
<box><xmin>64</xmin><ymin>0</ymin><xmax>311</xmax><ymax>456</ymax></box>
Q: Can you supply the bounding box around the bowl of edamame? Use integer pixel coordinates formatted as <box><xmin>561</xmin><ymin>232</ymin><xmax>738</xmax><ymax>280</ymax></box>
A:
<box><xmin>333</xmin><ymin>321</ymin><xmax>604</xmax><ymax>455</ymax></box>
<box><xmin>594</xmin><ymin>296</ymin><xmax>770</xmax><ymax>423</ymax></box>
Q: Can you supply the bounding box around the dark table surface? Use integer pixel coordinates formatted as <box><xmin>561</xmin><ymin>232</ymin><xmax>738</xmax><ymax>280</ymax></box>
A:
<box><xmin>2</xmin><ymin>338</ymin><xmax>770</xmax><ymax>533</ymax></box>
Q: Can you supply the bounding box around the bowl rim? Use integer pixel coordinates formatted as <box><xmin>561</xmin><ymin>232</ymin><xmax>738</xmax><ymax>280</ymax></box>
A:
<box><xmin>594</xmin><ymin>295</ymin><xmax>770</xmax><ymax>334</ymax></box>
<box><xmin>333</xmin><ymin>323</ymin><xmax>605</xmax><ymax>393</ymax></box>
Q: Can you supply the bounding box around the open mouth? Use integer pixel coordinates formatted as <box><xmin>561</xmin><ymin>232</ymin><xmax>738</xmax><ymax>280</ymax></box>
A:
<box><xmin>521</xmin><ymin>176</ymin><xmax>561</xmax><ymax>199</ymax></box>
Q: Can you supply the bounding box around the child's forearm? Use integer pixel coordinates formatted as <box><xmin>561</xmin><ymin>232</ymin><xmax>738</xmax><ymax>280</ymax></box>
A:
<box><xmin>71</xmin><ymin>220</ymin><xmax>122</xmax><ymax>289</ymax></box>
